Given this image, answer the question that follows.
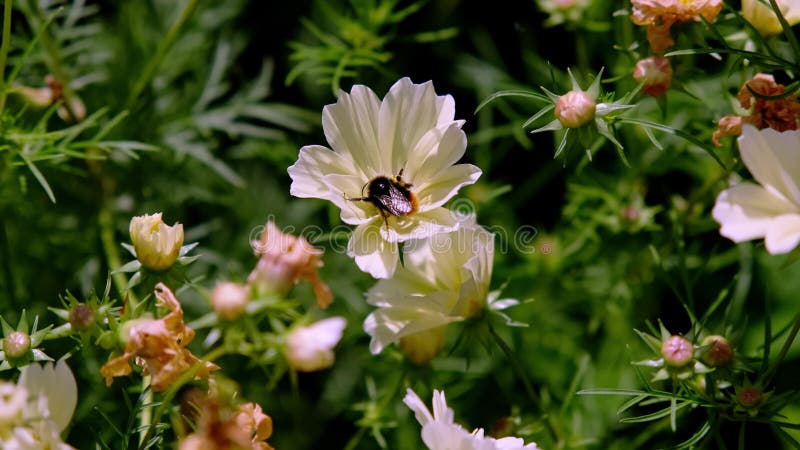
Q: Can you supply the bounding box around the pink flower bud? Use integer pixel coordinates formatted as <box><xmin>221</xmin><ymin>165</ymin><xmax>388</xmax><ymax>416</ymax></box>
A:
<box><xmin>737</xmin><ymin>386</ymin><xmax>762</xmax><ymax>408</ymax></box>
<box><xmin>69</xmin><ymin>303</ymin><xmax>96</xmax><ymax>332</ymax></box>
<box><xmin>700</xmin><ymin>335</ymin><xmax>733</xmax><ymax>367</ymax></box>
<box><xmin>633</xmin><ymin>56</ymin><xmax>672</xmax><ymax>97</ymax></box>
<box><xmin>555</xmin><ymin>91</ymin><xmax>596</xmax><ymax>128</ymax></box>
<box><xmin>3</xmin><ymin>331</ymin><xmax>31</xmax><ymax>359</ymax></box>
<box><xmin>210</xmin><ymin>282</ymin><xmax>250</xmax><ymax>320</ymax></box>
<box><xmin>661</xmin><ymin>335</ymin><xmax>693</xmax><ymax>367</ymax></box>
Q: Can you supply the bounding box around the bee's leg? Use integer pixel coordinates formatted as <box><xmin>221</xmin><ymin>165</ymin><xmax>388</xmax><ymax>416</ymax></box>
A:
<box><xmin>379</xmin><ymin>208</ymin><xmax>391</xmax><ymax>233</ymax></box>
<box><xmin>344</xmin><ymin>193</ymin><xmax>369</xmax><ymax>202</ymax></box>
<box><xmin>396</xmin><ymin>167</ymin><xmax>412</xmax><ymax>188</ymax></box>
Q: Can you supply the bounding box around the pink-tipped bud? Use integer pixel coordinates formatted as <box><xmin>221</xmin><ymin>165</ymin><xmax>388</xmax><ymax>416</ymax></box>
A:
<box><xmin>69</xmin><ymin>303</ymin><xmax>96</xmax><ymax>332</ymax></box>
<box><xmin>555</xmin><ymin>91</ymin><xmax>596</xmax><ymax>128</ymax></box>
<box><xmin>210</xmin><ymin>282</ymin><xmax>250</xmax><ymax>321</ymax></box>
<box><xmin>3</xmin><ymin>331</ymin><xmax>31</xmax><ymax>359</ymax></box>
<box><xmin>661</xmin><ymin>335</ymin><xmax>693</xmax><ymax>367</ymax></box>
<box><xmin>633</xmin><ymin>56</ymin><xmax>673</xmax><ymax>97</ymax></box>
<box><xmin>700</xmin><ymin>335</ymin><xmax>733</xmax><ymax>367</ymax></box>
<box><xmin>737</xmin><ymin>386</ymin><xmax>762</xmax><ymax>408</ymax></box>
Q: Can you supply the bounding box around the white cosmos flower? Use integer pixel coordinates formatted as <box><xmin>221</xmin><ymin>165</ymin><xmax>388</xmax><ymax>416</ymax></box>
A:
<box><xmin>403</xmin><ymin>388</ymin><xmax>539</xmax><ymax>450</ymax></box>
<box><xmin>288</xmin><ymin>78</ymin><xmax>481</xmax><ymax>278</ymax></box>
<box><xmin>364</xmin><ymin>215</ymin><xmax>493</xmax><ymax>363</ymax></box>
<box><xmin>0</xmin><ymin>361</ymin><xmax>77</xmax><ymax>450</ymax></box>
<box><xmin>712</xmin><ymin>125</ymin><xmax>800</xmax><ymax>254</ymax></box>
<box><xmin>285</xmin><ymin>317</ymin><xmax>346</xmax><ymax>372</ymax></box>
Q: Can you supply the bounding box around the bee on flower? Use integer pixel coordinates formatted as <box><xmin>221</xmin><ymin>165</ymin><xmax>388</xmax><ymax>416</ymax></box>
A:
<box><xmin>288</xmin><ymin>78</ymin><xmax>481</xmax><ymax>278</ymax></box>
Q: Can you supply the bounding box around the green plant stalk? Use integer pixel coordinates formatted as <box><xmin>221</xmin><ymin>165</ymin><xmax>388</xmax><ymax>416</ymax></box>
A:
<box><xmin>126</xmin><ymin>0</ymin><xmax>200</xmax><ymax>108</ymax></box>
<box><xmin>0</xmin><ymin>217</ymin><xmax>16</xmax><ymax>309</ymax></box>
<box><xmin>488</xmin><ymin>324</ymin><xmax>562</xmax><ymax>447</ymax></box>
<box><xmin>764</xmin><ymin>311</ymin><xmax>800</xmax><ymax>386</ymax></box>
<box><xmin>99</xmin><ymin>205</ymin><xmax>130</xmax><ymax>300</ymax></box>
<box><xmin>139</xmin><ymin>376</ymin><xmax>152</xmax><ymax>448</ymax></box>
<box><xmin>0</xmin><ymin>0</ymin><xmax>14</xmax><ymax>120</ymax></box>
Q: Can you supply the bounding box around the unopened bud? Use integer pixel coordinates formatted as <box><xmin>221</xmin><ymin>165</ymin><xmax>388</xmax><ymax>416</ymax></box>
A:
<box><xmin>633</xmin><ymin>56</ymin><xmax>672</xmax><ymax>97</ymax></box>
<box><xmin>737</xmin><ymin>386</ymin><xmax>762</xmax><ymax>408</ymax></box>
<box><xmin>555</xmin><ymin>91</ymin><xmax>595</xmax><ymax>128</ymax></box>
<box><xmin>69</xmin><ymin>303</ymin><xmax>96</xmax><ymax>331</ymax></box>
<box><xmin>285</xmin><ymin>317</ymin><xmax>346</xmax><ymax>372</ymax></box>
<box><xmin>129</xmin><ymin>213</ymin><xmax>184</xmax><ymax>271</ymax></box>
<box><xmin>700</xmin><ymin>335</ymin><xmax>733</xmax><ymax>367</ymax></box>
<box><xmin>3</xmin><ymin>331</ymin><xmax>31</xmax><ymax>359</ymax></box>
<box><xmin>661</xmin><ymin>335</ymin><xmax>693</xmax><ymax>367</ymax></box>
<box><xmin>211</xmin><ymin>282</ymin><xmax>250</xmax><ymax>320</ymax></box>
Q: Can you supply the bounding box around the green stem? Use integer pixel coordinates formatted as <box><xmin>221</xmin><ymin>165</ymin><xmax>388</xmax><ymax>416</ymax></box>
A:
<box><xmin>98</xmin><ymin>204</ymin><xmax>130</xmax><ymax>300</ymax></box>
<box><xmin>764</xmin><ymin>311</ymin><xmax>800</xmax><ymax>386</ymax></box>
<box><xmin>126</xmin><ymin>0</ymin><xmax>200</xmax><ymax>108</ymax></box>
<box><xmin>488</xmin><ymin>324</ymin><xmax>562</xmax><ymax>447</ymax></box>
<box><xmin>139</xmin><ymin>376</ymin><xmax>152</xmax><ymax>448</ymax></box>
<box><xmin>0</xmin><ymin>217</ymin><xmax>16</xmax><ymax>309</ymax></box>
<box><xmin>0</xmin><ymin>0</ymin><xmax>13</xmax><ymax>120</ymax></box>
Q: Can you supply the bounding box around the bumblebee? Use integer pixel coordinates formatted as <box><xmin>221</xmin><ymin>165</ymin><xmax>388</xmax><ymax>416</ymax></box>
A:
<box><xmin>346</xmin><ymin>169</ymin><xmax>418</xmax><ymax>226</ymax></box>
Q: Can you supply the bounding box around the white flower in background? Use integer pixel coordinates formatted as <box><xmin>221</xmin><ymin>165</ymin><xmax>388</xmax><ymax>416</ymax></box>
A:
<box><xmin>712</xmin><ymin>125</ymin><xmax>800</xmax><ymax>254</ymax></box>
<box><xmin>364</xmin><ymin>215</ymin><xmax>494</xmax><ymax>364</ymax></box>
<box><xmin>403</xmin><ymin>388</ymin><xmax>539</xmax><ymax>450</ymax></box>
<box><xmin>285</xmin><ymin>317</ymin><xmax>346</xmax><ymax>372</ymax></box>
<box><xmin>288</xmin><ymin>77</ymin><xmax>481</xmax><ymax>278</ymax></box>
<box><xmin>742</xmin><ymin>0</ymin><xmax>800</xmax><ymax>35</ymax></box>
<box><xmin>129</xmin><ymin>212</ymin><xmax>184</xmax><ymax>271</ymax></box>
<box><xmin>0</xmin><ymin>360</ymin><xmax>77</xmax><ymax>450</ymax></box>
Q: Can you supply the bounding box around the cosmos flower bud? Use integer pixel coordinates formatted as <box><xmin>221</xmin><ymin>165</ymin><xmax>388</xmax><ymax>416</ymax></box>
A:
<box><xmin>285</xmin><ymin>317</ymin><xmax>346</xmax><ymax>372</ymax></box>
<box><xmin>633</xmin><ymin>56</ymin><xmax>673</xmax><ymax>97</ymax></box>
<box><xmin>129</xmin><ymin>213</ymin><xmax>184</xmax><ymax>271</ymax></box>
<box><xmin>210</xmin><ymin>282</ymin><xmax>250</xmax><ymax>321</ymax></box>
<box><xmin>700</xmin><ymin>335</ymin><xmax>733</xmax><ymax>367</ymax></box>
<box><xmin>2</xmin><ymin>331</ymin><xmax>31</xmax><ymax>359</ymax></box>
<box><xmin>69</xmin><ymin>303</ymin><xmax>96</xmax><ymax>332</ymax></box>
<box><xmin>736</xmin><ymin>386</ymin><xmax>762</xmax><ymax>409</ymax></box>
<box><xmin>661</xmin><ymin>335</ymin><xmax>693</xmax><ymax>367</ymax></box>
<box><xmin>555</xmin><ymin>91</ymin><xmax>596</xmax><ymax>128</ymax></box>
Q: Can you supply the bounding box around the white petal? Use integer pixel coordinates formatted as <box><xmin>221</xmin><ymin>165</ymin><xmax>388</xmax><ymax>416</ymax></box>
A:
<box><xmin>19</xmin><ymin>361</ymin><xmax>77</xmax><ymax>432</ymax></box>
<box><xmin>712</xmin><ymin>182</ymin><xmax>797</xmax><ymax>242</ymax></box>
<box><xmin>421</xmin><ymin>422</ymin><xmax>476</xmax><ymax>450</ymax></box>
<box><xmin>738</xmin><ymin>125</ymin><xmax>800</xmax><ymax>205</ymax></box>
<box><xmin>404</xmin><ymin>124</ymin><xmax>467</xmax><ymax>186</ymax></box>
<box><xmin>381</xmin><ymin>208</ymin><xmax>459</xmax><ymax>243</ymax></box>
<box><xmin>322</xmin><ymin>85</ymin><xmax>385</xmax><ymax>177</ymax></box>
<box><xmin>415</xmin><ymin>164</ymin><xmax>482</xmax><ymax>211</ymax></box>
<box><xmin>431</xmin><ymin>390</ymin><xmax>455</xmax><ymax>424</ymax></box>
<box><xmin>379</xmin><ymin>78</ymin><xmax>457</xmax><ymax>172</ymax></box>
<box><xmin>288</xmin><ymin>145</ymin><xmax>355</xmax><ymax>199</ymax></box>
<box><xmin>765</xmin><ymin>214</ymin><xmax>800</xmax><ymax>254</ymax></box>
<box><xmin>322</xmin><ymin>173</ymin><xmax>377</xmax><ymax>225</ymax></box>
<box><xmin>403</xmin><ymin>388</ymin><xmax>434</xmax><ymax>426</ymax></box>
<box><xmin>347</xmin><ymin>221</ymin><xmax>399</xmax><ymax>278</ymax></box>
<box><xmin>308</xmin><ymin>317</ymin><xmax>347</xmax><ymax>347</ymax></box>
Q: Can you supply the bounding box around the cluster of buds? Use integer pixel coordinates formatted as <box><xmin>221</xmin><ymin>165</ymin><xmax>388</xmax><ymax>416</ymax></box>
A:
<box><xmin>713</xmin><ymin>73</ymin><xmax>800</xmax><ymax>146</ymax></box>
<box><xmin>635</xmin><ymin>324</ymin><xmax>735</xmax><ymax>383</ymax></box>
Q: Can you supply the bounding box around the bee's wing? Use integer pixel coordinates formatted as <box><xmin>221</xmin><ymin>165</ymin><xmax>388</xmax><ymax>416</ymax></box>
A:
<box><xmin>380</xmin><ymin>186</ymin><xmax>413</xmax><ymax>215</ymax></box>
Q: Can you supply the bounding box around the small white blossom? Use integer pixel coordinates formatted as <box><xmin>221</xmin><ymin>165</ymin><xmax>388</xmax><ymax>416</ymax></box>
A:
<box><xmin>712</xmin><ymin>125</ymin><xmax>800</xmax><ymax>254</ymax></box>
<box><xmin>288</xmin><ymin>78</ymin><xmax>481</xmax><ymax>278</ymax></box>
<box><xmin>364</xmin><ymin>215</ymin><xmax>493</xmax><ymax>363</ymax></box>
<box><xmin>404</xmin><ymin>388</ymin><xmax>539</xmax><ymax>450</ymax></box>
<box><xmin>285</xmin><ymin>317</ymin><xmax>346</xmax><ymax>372</ymax></box>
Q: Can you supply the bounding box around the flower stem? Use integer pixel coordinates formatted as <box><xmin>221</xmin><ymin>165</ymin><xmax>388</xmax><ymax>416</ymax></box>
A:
<box><xmin>763</xmin><ymin>311</ymin><xmax>800</xmax><ymax>386</ymax></box>
<box><xmin>99</xmin><ymin>204</ymin><xmax>130</xmax><ymax>300</ymax></box>
<box><xmin>138</xmin><ymin>376</ymin><xmax>152</xmax><ymax>448</ymax></box>
<box><xmin>0</xmin><ymin>217</ymin><xmax>16</xmax><ymax>309</ymax></box>
<box><xmin>126</xmin><ymin>0</ymin><xmax>200</xmax><ymax>108</ymax></box>
<box><xmin>488</xmin><ymin>324</ymin><xmax>562</xmax><ymax>446</ymax></box>
<box><xmin>0</xmin><ymin>0</ymin><xmax>13</xmax><ymax>120</ymax></box>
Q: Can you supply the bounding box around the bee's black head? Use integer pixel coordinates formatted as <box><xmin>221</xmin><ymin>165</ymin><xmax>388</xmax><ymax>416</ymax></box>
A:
<box><xmin>368</xmin><ymin>177</ymin><xmax>392</xmax><ymax>196</ymax></box>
